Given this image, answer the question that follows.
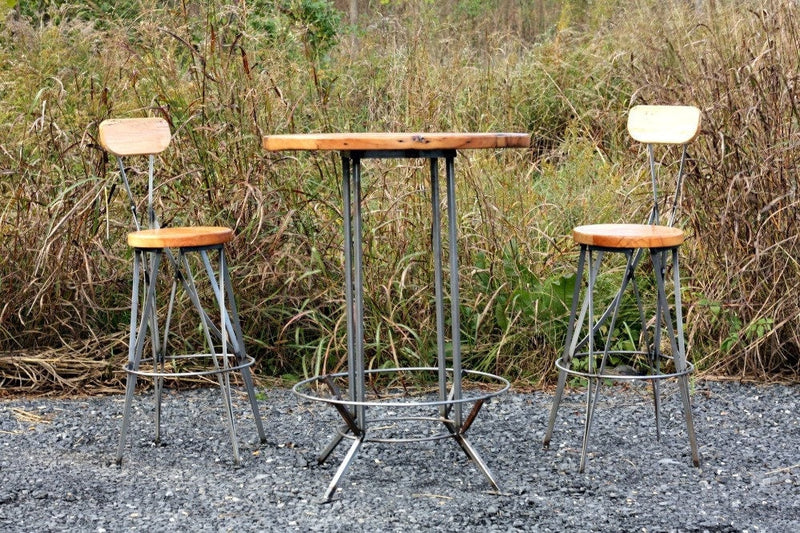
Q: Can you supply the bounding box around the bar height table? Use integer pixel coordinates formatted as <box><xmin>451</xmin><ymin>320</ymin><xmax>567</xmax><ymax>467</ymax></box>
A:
<box><xmin>263</xmin><ymin>132</ymin><xmax>530</xmax><ymax>501</ymax></box>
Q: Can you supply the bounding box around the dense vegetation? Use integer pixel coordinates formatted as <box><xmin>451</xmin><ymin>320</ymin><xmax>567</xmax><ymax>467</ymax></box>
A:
<box><xmin>1</xmin><ymin>0</ymin><xmax>798</xmax><ymax>394</ymax></box>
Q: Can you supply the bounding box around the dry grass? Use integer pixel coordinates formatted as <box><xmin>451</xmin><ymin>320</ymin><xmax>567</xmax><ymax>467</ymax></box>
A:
<box><xmin>609</xmin><ymin>0</ymin><xmax>800</xmax><ymax>379</ymax></box>
<box><xmin>0</xmin><ymin>334</ymin><xmax>124</xmax><ymax>396</ymax></box>
<box><xmin>1</xmin><ymin>0</ymin><xmax>798</xmax><ymax>395</ymax></box>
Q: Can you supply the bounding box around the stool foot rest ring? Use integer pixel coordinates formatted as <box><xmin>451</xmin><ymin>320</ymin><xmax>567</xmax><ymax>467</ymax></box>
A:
<box><xmin>126</xmin><ymin>353</ymin><xmax>257</xmax><ymax>378</ymax></box>
<box><xmin>555</xmin><ymin>354</ymin><xmax>695</xmax><ymax>381</ymax></box>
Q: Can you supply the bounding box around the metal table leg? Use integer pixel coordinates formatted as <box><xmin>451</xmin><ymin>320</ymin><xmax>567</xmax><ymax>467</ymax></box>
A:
<box><xmin>310</xmin><ymin>150</ymin><xmax>504</xmax><ymax>500</ymax></box>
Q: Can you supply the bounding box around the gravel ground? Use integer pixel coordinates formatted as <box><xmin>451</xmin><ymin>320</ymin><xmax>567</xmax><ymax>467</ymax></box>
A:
<box><xmin>1</xmin><ymin>380</ymin><xmax>798</xmax><ymax>532</ymax></box>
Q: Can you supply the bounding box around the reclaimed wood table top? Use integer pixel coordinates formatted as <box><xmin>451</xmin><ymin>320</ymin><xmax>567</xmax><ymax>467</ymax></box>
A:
<box><xmin>262</xmin><ymin>132</ymin><xmax>531</xmax><ymax>152</ymax></box>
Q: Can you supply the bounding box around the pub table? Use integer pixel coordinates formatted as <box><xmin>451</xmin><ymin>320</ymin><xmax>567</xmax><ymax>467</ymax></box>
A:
<box><xmin>262</xmin><ymin>132</ymin><xmax>530</xmax><ymax>501</ymax></box>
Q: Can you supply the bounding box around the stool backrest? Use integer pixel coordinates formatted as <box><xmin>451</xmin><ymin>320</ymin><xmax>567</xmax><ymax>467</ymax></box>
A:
<box><xmin>627</xmin><ymin>105</ymin><xmax>701</xmax><ymax>227</ymax></box>
<box><xmin>98</xmin><ymin>117</ymin><xmax>172</xmax><ymax>232</ymax></box>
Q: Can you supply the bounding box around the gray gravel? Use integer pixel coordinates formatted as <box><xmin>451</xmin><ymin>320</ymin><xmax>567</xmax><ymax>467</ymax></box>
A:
<box><xmin>1</xmin><ymin>380</ymin><xmax>798</xmax><ymax>532</ymax></box>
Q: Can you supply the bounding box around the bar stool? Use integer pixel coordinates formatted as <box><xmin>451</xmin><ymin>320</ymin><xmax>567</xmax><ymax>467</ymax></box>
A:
<box><xmin>98</xmin><ymin>117</ymin><xmax>266</xmax><ymax>465</ymax></box>
<box><xmin>543</xmin><ymin>105</ymin><xmax>701</xmax><ymax>472</ymax></box>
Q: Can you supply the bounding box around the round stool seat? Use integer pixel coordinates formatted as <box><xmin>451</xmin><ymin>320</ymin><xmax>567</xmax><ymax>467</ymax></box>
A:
<box><xmin>127</xmin><ymin>226</ymin><xmax>233</xmax><ymax>249</ymax></box>
<box><xmin>573</xmin><ymin>223</ymin><xmax>684</xmax><ymax>249</ymax></box>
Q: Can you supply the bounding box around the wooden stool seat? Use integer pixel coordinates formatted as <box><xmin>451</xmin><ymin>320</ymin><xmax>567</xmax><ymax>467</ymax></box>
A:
<box><xmin>127</xmin><ymin>226</ymin><xmax>233</xmax><ymax>249</ymax></box>
<box><xmin>573</xmin><ymin>223</ymin><xmax>684</xmax><ymax>249</ymax></box>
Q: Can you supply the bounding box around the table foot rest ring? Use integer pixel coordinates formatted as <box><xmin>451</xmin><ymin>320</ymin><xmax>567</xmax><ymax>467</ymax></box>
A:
<box><xmin>294</xmin><ymin>366</ymin><xmax>510</xmax><ymax>501</ymax></box>
<box><xmin>292</xmin><ymin>366</ymin><xmax>510</xmax><ymax>408</ymax></box>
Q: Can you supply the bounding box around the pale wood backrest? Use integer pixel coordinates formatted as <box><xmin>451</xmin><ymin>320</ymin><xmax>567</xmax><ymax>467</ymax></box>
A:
<box><xmin>627</xmin><ymin>105</ymin><xmax>701</xmax><ymax>145</ymax></box>
<box><xmin>626</xmin><ymin>104</ymin><xmax>701</xmax><ymax>227</ymax></box>
<box><xmin>98</xmin><ymin>117</ymin><xmax>172</xmax><ymax>231</ymax></box>
<box><xmin>98</xmin><ymin>117</ymin><xmax>171</xmax><ymax>156</ymax></box>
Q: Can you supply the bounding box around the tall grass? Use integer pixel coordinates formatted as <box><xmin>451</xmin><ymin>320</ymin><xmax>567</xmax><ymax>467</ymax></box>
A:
<box><xmin>1</xmin><ymin>0</ymin><xmax>798</xmax><ymax>394</ymax></box>
<box><xmin>605</xmin><ymin>0</ymin><xmax>800</xmax><ymax>378</ymax></box>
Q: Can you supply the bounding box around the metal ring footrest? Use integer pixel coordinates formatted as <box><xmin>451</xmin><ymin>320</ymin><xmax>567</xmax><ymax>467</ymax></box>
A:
<box><xmin>294</xmin><ymin>367</ymin><xmax>510</xmax><ymax>445</ymax></box>
<box><xmin>292</xmin><ymin>366</ymin><xmax>510</xmax><ymax>408</ymax></box>
<box><xmin>126</xmin><ymin>353</ymin><xmax>256</xmax><ymax>379</ymax></box>
<box><xmin>555</xmin><ymin>350</ymin><xmax>694</xmax><ymax>381</ymax></box>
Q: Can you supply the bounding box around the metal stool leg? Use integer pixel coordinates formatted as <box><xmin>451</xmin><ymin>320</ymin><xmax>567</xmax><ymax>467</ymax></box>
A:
<box><xmin>579</xmin><ymin>247</ymin><xmax>599</xmax><ymax>472</ymax></box>
<box><xmin>116</xmin><ymin>373</ymin><xmax>138</xmax><ymax>464</ymax></box>
<box><xmin>629</xmin><ymin>252</ymin><xmax>662</xmax><ymax>442</ymax></box>
<box><xmin>678</xmin><ymin>374</ymin><xmax>699</xmax><ymax>465</ymax></box>
<box><xmin>117</xmin><ymin>250</ymin><xmax>161</xmax><ymax>464</ymax></box>
<box><xmin>153</xmin><ymin>254</ymin><xmax>175</xmax><ymax>445</ymax></box>
<box><xmin>207</xmin><ymin>246</ymin><xmax>268</xmax><ymax>447</ymax></box>
<box><xmin>581</xmin><ymin>248</ymin><xmax>644</xmax><ymax>471</ymax></box>
<box><xmin>656</xmin><ymin>247</ymin><xmax>700</xmax><ymax>466</ymax></box>
<box><xmin>580</xmin><ymin>377</ymin><xmax>602</xmax><ymax>473</ymax></box>
<box><xmin>544</xmin><ymin>245</ymin><xmax>587</xmax><ymax>448</ymax></box>
<box><xmin>221</xmin><ymin>261</ymin><xmax>267</xmax><ymax>444</ymax></box>
<box><xmin>200</xmin><ymin>245</ymin><xmax>267</xmax><ymax>446</ymax></box>
<box><xmin>182</xmin><ymin>248</ymin><xmax>241</xmax><ymax>464</ymax></box>
<box><xmin>543</xmin><ymin>366</ymin><xmax>569</xmax><ymax>449</ymax></box>
<box><xmin>115</xmin><ymin>252</ymin><xmax>141</xmax><ymax>464</ymax></box>
<box><xmin>240</xmin><ymin>366</ymin><xmax>265</xmax><ymax>442</ymax></box>
<box><xmin>154</xmin><ymin>256</ymin><xmax>183</xmax><ymax>444</ymax></box>
<box><xmin>650</xmin><ymin>374</ymin><xmax>662</xmax><ymax>439</ymax></box>
<box><xmin>651</xmin><ymin>249</ymin><xmax>669</xmax><ymax>441</ymax></box>
<box><xmin>214</xmin><ymin>248</ymin><xmax>240</xmax><ymax>465</ymax></box>
<box><xmin>672</xmin><ymin>249</ymin><xmax>700</xmax><ymax>466</ymax></box>
<box><xmin>217</xmin><ymin>369</ymin><xmax>240</xmax><ymax>464</ymax></box>
<box><xmin>153</xmin><ymin>374</ymin><xmax>163</xmax><ymax>443</ymax></box>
